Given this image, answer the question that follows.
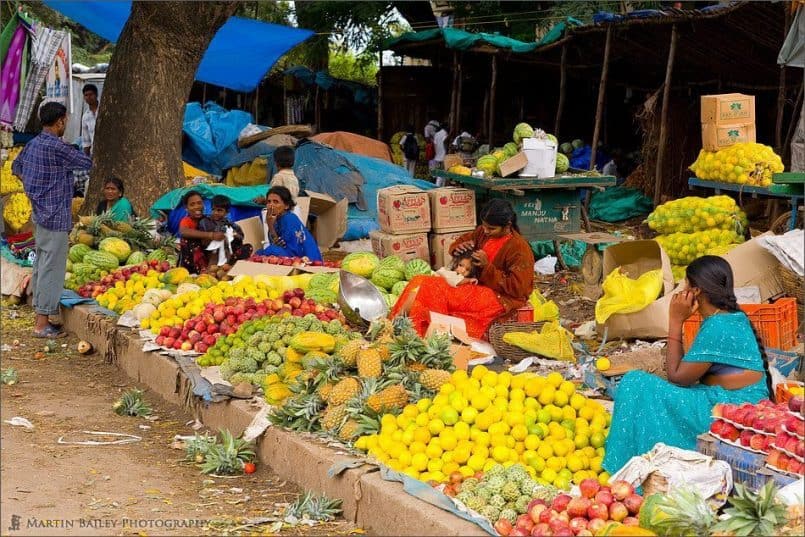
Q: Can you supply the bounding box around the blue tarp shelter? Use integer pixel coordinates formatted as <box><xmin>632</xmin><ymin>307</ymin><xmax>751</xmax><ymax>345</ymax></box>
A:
<box><xmin>43</xmin><ymin>1</ymin><xmax>313</xmax><ymax>92</ymax></box>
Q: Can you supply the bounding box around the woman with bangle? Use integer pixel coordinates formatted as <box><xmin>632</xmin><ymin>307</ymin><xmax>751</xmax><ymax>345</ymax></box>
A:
<box><xmin>603</xmin><ymin>256</ymin><xmax>772</xmax><ymax>473</ymax></box>
<box><xmin>255</xmin><ymin>186</ymin><xmax>322</xmax><ymax>262</ymax></box>
<box><xmin>177</xmin><ymin>190</ymin><xmax>224</xmax><ymax>274</ymax></box>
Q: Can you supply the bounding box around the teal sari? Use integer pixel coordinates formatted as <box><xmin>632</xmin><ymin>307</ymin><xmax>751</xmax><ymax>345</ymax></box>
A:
<box><xmin>603</xmin><ymin>312</ymin><xmax>769</xmax><ymax>473</ymax></box>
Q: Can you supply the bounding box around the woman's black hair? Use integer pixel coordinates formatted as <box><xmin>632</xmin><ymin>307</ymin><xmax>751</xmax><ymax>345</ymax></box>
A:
<box><xmin>182</xmin><ymin>190</ymin><xmax>203</xmax><ymax>207</ymax></box>
<box><xmin>267</xmin><ymin>185</ymin><xmax>296</xmax><ymax>209</ymax></box>
<box><xmin>104</xmin><ymin>176</ymin><xmax>125</xmax><ymax>195</ymax></box>
<box><xmin>686</xmin><ymin>255</ymin><xmax>773</xmax><ymax>397</ymax></box>
<box><xmin>479</xmin><ymin>198</ymin><xmax>519</xmax><ymax>233</ymax></box>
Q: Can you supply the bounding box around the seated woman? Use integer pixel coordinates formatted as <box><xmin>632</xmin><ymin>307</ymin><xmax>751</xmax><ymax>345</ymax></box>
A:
<box><xmin>392</xmin><ymin>199</ymin><xmax>534</xmax><ymax>339</ymax></box>
<box><xmin>255</xmin><ymin>186</ymin><xmax>322</xmax><ymax>262</ymax></box>
<box><xmin>178</xmin><ymin>190</ymin><xmax>224</xmax><ymax>274</ymax></box>
<box><xmin>603</xmin><ymin>256</ymin><xmax>771</xmax><ymax>473</ymax></box>
<box><xmin>95</xmin><ymin>177</ymin><xmax>134</xmax><ymax>221</ymax></box>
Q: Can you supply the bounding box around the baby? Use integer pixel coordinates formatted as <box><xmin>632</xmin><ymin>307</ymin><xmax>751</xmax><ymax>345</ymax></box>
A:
<box><xmin>436</xmin><ymin>252</ymin><xmax>479</xmax><ymax>286</ymax></box>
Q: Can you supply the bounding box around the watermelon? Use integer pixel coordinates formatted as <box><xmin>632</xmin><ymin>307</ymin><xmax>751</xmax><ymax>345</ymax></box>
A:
<box><xmin>545</xmin><ymin>133</ymin><xmax>558</xmax><ymax>145</ymax></box>
<box><xmin>556</xmin><ymin>153</ymin><xmax>570</xmax><ymax>173</ymax></box>
<box><xmin>371</xmin><ymin>267</ymin><xmax>405</xmax><ymax>290</ymax></box>
<box><xmin>147</xmin><ymin>249</ymin><xmax>168</xmax><ymax>262</ymax></box>
<box><xmin>342</xmin><ymin>252</ymin><xmax>380</xmax><ymax>278</ymax></box>
<box><xmin>377</xmin><ymin>255</ymin><xmax>405</xmax><ymax>274</ymax></box>
<box><xmin>559</xmin><ymin>142</ymin><xmax>573</xmax><ymax>155</ymax></box>
<box><xmin>126</xmin><ymin>251</ymin><xmax>147</xmax><ymax>265</ymax></box>
<box><xmin>68</xmin><ymin>243</ymin><xmax>92</xmax><ymax>263</ymax></box>
<box><xmin>392</xmin><ymin>280</ymin><xmax>409</xmax><ymax>296</ymax></box>
<box><xmin>404</xmin><ymin>258</ymin><xmax>432</xmax><ymax>280</ymax></box>
<box><xmin>513</xmin><ymin>122</ymin><xmax>534</xmax><ymax>145</ymax></box>
<box><xmin>572</xmin><ymin>139</ymin><xmax>584</xmax><ymax>150</ymax></box>
<box><xmin>503</xmin><ymin>142</ymin><xmax>518</xmax><ymax>158</ymax></box>
<box><xmin>98</xmin><ymin>237</ymin><xmax>131</xmax><ymax>263</ymax></box>
<box><xmin>476</xmin><ymin>155</ymin><xmax>498</xmax><ymax>176</ymax></box>
<box><xmin>84</xmin><ymin>250</ymin><xmax>119</xmax><ymax>271</ymax></box>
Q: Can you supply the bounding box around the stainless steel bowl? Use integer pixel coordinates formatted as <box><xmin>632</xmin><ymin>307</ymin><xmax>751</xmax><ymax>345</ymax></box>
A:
<box><xmin>337</xmin><ymin>270</ymin><xmax>388</xmax><ymax>327</ymax></box>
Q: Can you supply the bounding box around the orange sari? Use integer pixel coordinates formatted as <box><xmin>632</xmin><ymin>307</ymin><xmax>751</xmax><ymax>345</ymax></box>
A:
<box><xmin>391</xmin><ymin>236</ymin><xmax>511</xmax><ymax>339</ymax></box>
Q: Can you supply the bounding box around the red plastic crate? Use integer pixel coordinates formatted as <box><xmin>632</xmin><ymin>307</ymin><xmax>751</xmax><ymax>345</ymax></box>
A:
<box><xmin>683</xmin><ymin>297</ymin><xmax>798</xmax><ymax>351</ymax></box>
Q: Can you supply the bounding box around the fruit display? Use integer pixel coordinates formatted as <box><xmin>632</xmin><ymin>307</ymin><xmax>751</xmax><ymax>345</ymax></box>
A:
<box><xmin>689</xmin><ymin>142</ymin><xmax>784</xmax><ymax>187</ymax></box>
<box><xmin>340</xmin><ymin>252</ymin><xmax>380</xmax><ymax>278</ymax></box>
<box><xmin>92</xmin><ymin>263</ymin><xmax>189</xmax><ymax>314</ymax></box>
<box><xmin>655</xmin><ymin>228</ymin><xmax>744</xmax><ymax>267</ymax></box>
<box><xmin>188</xmin><ymin>291</ymin><xmax>347</xmax><ymax>359</ymax></box>
<box><xmin>248</xmin><ymin>254</ymin><xmax>341</xmax><ymax>268</ymax></box>
<box><xmin>351</xmin><ymin>365</ymin><xmax>611</xmax><ymax>489</ymax></box>
<box><xmin>647</xmin><ymin>196</ymin><xmax>747</xmax><ymax>235</ymax></box>
<box><xmin>0</xmin><ymin>146</ymin><xmax>23</xmax><ymax>195</ymax></box>
<box><xmin>145</xmin><ymin>273</ymin><xmax>315</xmax><ymax>333</ymax></box>
<box><xmin>2</xmin><ymin>191</ymin><xmax>32</xmax><ymax>231</ymax></box>
<box><xmin>196</xmin><ymin>313</ymin><xmax>353</xmax><ymax>391</ymax></box>
<box><xmin>270</xmin><ymin>316</ymin><xmax>459</xmax><ymax>441</ymax></box>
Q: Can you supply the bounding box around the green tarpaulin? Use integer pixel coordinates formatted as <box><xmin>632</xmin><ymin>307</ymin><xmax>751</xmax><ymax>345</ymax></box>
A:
<box><xmin>385</xmin><ymin>27</ymin><xmax>537</xmax><ymax>54</ymax></box>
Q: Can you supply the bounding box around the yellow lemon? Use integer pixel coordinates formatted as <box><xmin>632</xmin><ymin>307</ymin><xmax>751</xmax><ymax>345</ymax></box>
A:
<box><xmin>570</xmin><ymin>393</ymin><xmax>587</xmax><ymax>410</ymax></box>
<box><xmin>509</xmin><ymin>387</ymin><xmax>525</xmax><ymax>402</ymax></box>
<box><xmin>415</xmin><ymin>413</ymin><xmax>430</xmax><ymax>427</ymax></box>
<box><xmin>427</xmin><ymin>458</ymin><xmax>443</xmax><ymax>473</ymax></box>
<box><xmin>553</xmin><ymin>390</ymin><xmax>569</xmax><ymax>407</ymax></box>
<box><xmin>442</xmin><ymin>462</ymin><xmax>459</xmax><ymax>475</ymax></box>
<box><xmin>471</xmin><ymin>365</ymin><xmax>489</xmax><ymax>380</ymax></box>
<box><xmin>439</xmin><ymin>431</ymin><xmax>458</xmax><ymax>451</ymax></box>
<box><xmin>590</xmin><ymin>456</ymin><xmax>603</xmax><ymax>473</ymax></box>
<box><xmin>467</xmin><ymin>454</ymin><xmax>486</xmax><ymax>471</ymax></box>
<box><xmin>596</xmin><ymin>357</ymin><xmax>611</xmax><ymax>371</ymax></box>
<box><xmin>470</xmin><ymin>394</ymin><xmax>491</xmax><ymax>411</ymax></box>
<box><xmin>511</xmin><ymin>424</ymin><xmax>528</xmax><ymax>441</ymax></box>
<box><xmin>552</xmin><ymin>441</ymin><xmax>569</xmax><ymax>457</ymax></box>
<box><xmin>492</xmin><ymin>445</ymin><xmax>509</xmax><ymax>463</ymax></box>
<box><xmin>460</xmin><ymin>407</ymin><xmax>478</xmax><ymax>424</ymax></box>
<box><xmin>541</xmin><ymin>468</ymin><xmax>558</xmax><ymax>483</ymax></box>
<box><xmin>454</xmin><ymin>421</ymin><xmax>471</xmax><ymax>440</ymax></box>
<box><xmin>525</xmin><ymin>377</ymin><xmax>546</xmax><ymax>397</ymax></box>
<box><xmin>546</xmin><ymin>371</ymin><xmax>564</xmax><ymax>388</ymax></box>
<box><xmin>524</xmin><ymin>435</ymin><xmax>541</xmax><ymax>451</ymax></box>
<box><xmin>454</xmin><ymin>446</ymin><xmax>471</xmax><ymax>464</ymax></box>
<box><xmin>480</xmin><ymin>386</ymin><xmax>497</xmax><ymax>400</ymax></box>
<box><xmin>537</xmin><ymin>443</ymin><xmax>554</xmax><ymax>459</ymax></box>
<box><xmin>538</xmin><ymin>386</ymin><xmax>556</xmax><ymax>406</ymax></box>
<box><xmin>411</xmin><ymin>453</ymin><xmax>428</xmax><ymax>471</ymax></box>
<box><xmin>559</xmin><ymin>381</ymin><xmax>576</xmax><ymax>396</ymax></box>
<box><xmin>403</xmin><ymin>404</ymin><xmax>419</xmax><ymax>418</ymax></box>
<box><xmin>416</xmin><ymin>398</ymin><xmax>431</xmax><ymax>413</ymax></box>
<box><xmin>474</xmin><ymin>412</ymin><xmax>492</xmax><ymax>431</ymax></box>
<box><xmin>428</xmin><ymin>419</ymin><xmax>445</xmax><ymax>435</ymax></box>
<box><xmin>459</xmin><ymin>465</ymin><xmax>474</xmax><ymax>478</ymax></box>
<box><xmin>598</xmin><ymin>471</ymin><xmax>611</xmax><ymax>486</ymax></box>
<box><xmin>567</xmin><ymin>454</ymin><xmax>584</xmax><ymax>472</ymax></box>
<box><xmin>481</xmin><ymin>372</ymin><xmax>498</xmax><ymax>387</ymax></box>
<box><xmin>440</xmin><ymin>383</ymin><xmax>455</xmax><ymax>395</ymax></box>
<box><xmin>574</xmin><ymin>433</ymin><xmax>590</xmax><ymax>449</ymax></box>
<box><xmin>590</xmin><ymin>431</ymin><xmax>606</xmax><ymax>449</ymax></box>
<box><xmin>562</xmin><ymin>406</ymin><xmax>577</xmax><ymax>421</ymax></box>
<box><xmin>452</xmin><ymin>369</ymin><xmax>469</xmax><ymax>383</ymax></box>
<box><xmin>440</xmin><ymin>407</ymin><xmax>459</xmax><ymax>426</ymax></box>
<box><xmin>425</xmin><ymin>442</ymin><xmax>443</xmax><ymax>460</ymax></box>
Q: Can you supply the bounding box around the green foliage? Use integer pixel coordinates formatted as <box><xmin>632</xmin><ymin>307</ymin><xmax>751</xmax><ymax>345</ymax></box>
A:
<box><xmin>112</xmin><ymin>389</ymin><xmax>152</xmax><ymax>417</ymax></box>
<box><xmin>199</xmin><ymin>429</ymin><xmax>255</xmax><ymax>475</ymax></box>
<box><xmin>285</xmin><ymin>491</ymin><xmax>343</xmax><ymax>522</ymax></box>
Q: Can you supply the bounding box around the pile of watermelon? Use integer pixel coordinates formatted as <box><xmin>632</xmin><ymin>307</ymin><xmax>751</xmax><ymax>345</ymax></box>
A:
<box><xmin>65</xmin><ymin>239</ymin><xmax>176</xmax><ymax>291</ymax></box>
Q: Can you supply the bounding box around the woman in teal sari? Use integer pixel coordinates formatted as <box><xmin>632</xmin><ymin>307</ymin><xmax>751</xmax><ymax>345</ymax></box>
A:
<box><xmin>604</xmin><ymin>256</ymin><xmax>772</xmax><ymax>473</ymax></box>
<box><xmin>95</xmin><ymin>177</ymin><xmax>134</xmax><ymax>222</ymax></box>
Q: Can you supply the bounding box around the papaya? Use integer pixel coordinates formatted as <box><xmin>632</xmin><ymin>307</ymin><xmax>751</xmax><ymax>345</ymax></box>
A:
<box><xmin>597</xmin><ymin>522</ymin><xmax>656</xmax><ymax>536</ymax></box>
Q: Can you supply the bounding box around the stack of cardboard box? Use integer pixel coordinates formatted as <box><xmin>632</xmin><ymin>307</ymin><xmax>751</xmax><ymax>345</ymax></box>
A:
<box><xmin>370</xmin><ymin>186</ymin><xmax>477</xmax><ymax>267</ymax></box>
<box><xmin>701</xmin><ymin>93</ymin><xmax>756</xmax><ymax>151</ymax></box>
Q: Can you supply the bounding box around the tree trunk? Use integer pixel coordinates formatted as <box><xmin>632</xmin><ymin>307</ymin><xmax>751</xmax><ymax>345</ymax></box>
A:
<box><xmin>85</xmin><ymin>0</ymin><xmax>238</xmax><ymax>217</ymax></box>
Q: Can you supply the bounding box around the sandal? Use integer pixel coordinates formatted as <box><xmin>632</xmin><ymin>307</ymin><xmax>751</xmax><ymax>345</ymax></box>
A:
<box><xmin>33</xmin><ymin>324</ymin><xmax>67</xmax><ymax>338</ymax></box>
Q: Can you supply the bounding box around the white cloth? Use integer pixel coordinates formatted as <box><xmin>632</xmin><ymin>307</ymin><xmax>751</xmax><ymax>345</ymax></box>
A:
<box><xmin>81</xmin><ymin>106</ymin><xmax>97</xmax><ymax>151</ymax></box>
<box><xmin>433</xmin><ymin>129</ymin><xmax>448</xmax><ymax>162</ymax></box>
<box><xmin>757</xmin><ymin>229</ymin><xmax>804</xmax><ymax>275</ymax></box>
<box><xmin>424</xmin><ymin>120</ymin><xmax>439</xmax><ymax>140</ymax></box>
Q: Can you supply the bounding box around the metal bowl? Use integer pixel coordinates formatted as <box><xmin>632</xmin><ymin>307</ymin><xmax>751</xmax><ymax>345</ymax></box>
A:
<box><xmin>337</xmin><ymin>270</ymin><xmax>388</xmax><ymax>328</ymax></box>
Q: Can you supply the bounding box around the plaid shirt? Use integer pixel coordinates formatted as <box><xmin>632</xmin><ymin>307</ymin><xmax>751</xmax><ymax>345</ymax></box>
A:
<box><xmin>12</xmin><ymin>131</ymin><xmax>92</xmax><ymax>231</ymax></box>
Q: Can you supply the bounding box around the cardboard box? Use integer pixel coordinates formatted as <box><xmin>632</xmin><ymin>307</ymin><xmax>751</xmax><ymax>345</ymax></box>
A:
<box><xmin>701</xmin><ymin>122</ymin><xmax>756</xmax><ymax>151</ymax></box>
<box><xmin>235</xmin><ymin>190</ymin><xmax>347</xmax><ymax>252</ymax></box>
<box><xmin>227</xmin><ymin>260</ymin><xmax>339</xmax><ymax>278</ymax></box>
<box><xmin>429</xmin><ymin>229</ymin><xmax>474</xmax><ymax>268</ymax></box>
<box><xmin>498</xmin><ymin>151</ymin><xmax>528</xmax><ymax>177</ymax></box>
<box><xmin>721</xmin><ymin>233</ymin><xmax>785</xmax><ymax>302</ymax></box>
<box><xmin>701</xmin><ymin>93</ymin><xmax>755</xmax><ymax>125</ymax></box>
<box><xmin>369</xmin><ymin>230</ymin><xmax>429</xmax><ymax>262</ymax></box>
<box><xmin>597</xmin><ymin>240</ymin><xmax>676</xmax><ymax>339</ymax></box>
<box><xmin>428</xmin><ymin>187</ymin><xmax>477</xmax><ymax>232</ymax></box>
<box><xmin>377</xmin><ymin>186</ymin><xmax>431</xmax><ymax>234</ymax></box>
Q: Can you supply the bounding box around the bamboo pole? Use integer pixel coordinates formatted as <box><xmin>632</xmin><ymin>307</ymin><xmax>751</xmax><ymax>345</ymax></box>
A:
<box><xmin>202</xmin><ymin>83</ymin><xmax>207</xmax><ymax>104</ymax></box>
<box><xmin>488</xmin><ymin>54</ymin><xmax>498</xmax><ymax>147</ymax></box>
<box><xmin>456</xmin><ymin>53</ymin><xmax>463</xmax><ymax>135</ymax></box>
<box><xmin>653</xmin><ymin>24</ymin><xmax>679</xmax><ymax>206</ymax></box>
<box><xmin>377</xmin><ymin>51</ymin><xmax>384</xmax><ymax>140</ymax></box>
<box><xmin>775</xmin><ymin>9</ymin><xmax>792</xmax><ymax>154</ymax></box>
<box><xmin>253</xmin><ymin>85</ymin><xmax>259</xmax><ymax>124</ymax></box>
<box><xmin>554</xmin><ymin>43</ymin><xmax>568</xmax><ymax>137</ymax></box>
<box><xmin>589</xmin><ymin>27</ymin><xmax>612</xmax><ymax>172</ymax></box>
<box><xmin>449</xmin><ymin>51</ymin><xmax>459</xmax><ymax>134</ymax></box>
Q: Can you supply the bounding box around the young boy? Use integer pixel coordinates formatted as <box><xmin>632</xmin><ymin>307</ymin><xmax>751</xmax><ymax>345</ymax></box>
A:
<box><xmin>199</xmin><ymin>195</ymin><xmax>253</xmax><ymax>266</ymax></box>
<box><xmin>270</xmin><ymin>145</ymin><xmax>299</xmax><ymax>200</ymax></box>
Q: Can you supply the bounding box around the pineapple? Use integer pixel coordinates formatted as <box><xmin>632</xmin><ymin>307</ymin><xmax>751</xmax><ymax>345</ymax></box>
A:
<box><xmin>419</xmin><ymin>368</ymin><xmax>452</xmax><ymax>391</ymax></box>
<box><xmin>407</xmin><ymin>361</ymin><xmax>427</xmax><ymax>373</ymax></box>
<box><xmin>336</xmin><ymin>339</ymin><xmax>365</xmax><ymax>368</ymax></box>
<box><xmin>711</xmin><ymin>482</ymin><xmax>787</xmax><ymax>537</ymax></box>
<box><xmin>328</xmin><ymin>377</ymin><xmax>360</xmax><ymax>405</ymax></box>
<box><xmin>641</xmin><ymin>487</ymin><xmax>716</xmax><ymax>537</ymax></box>
<box><xmin>366</xmin><ymin>385</ymin><xmax>409</xmax><ymax>413</ymax></box>
<box><xmin>321</xmin><ymin>404</ymin><xmax>348</xmax><ymax>431</ymax></box>
<box><xmin>318</xmin><ymin>382</ymin><xmax>334</xmax><ymax>402</ymax></box>
<box><xmin>286</xmin><ymin>491</ymin><xmax>343</xmax><ymax>522</ymax></box>
<box><xmin>268</xmin><ymin>393</ymin><xmax>324</xmax><ymax>432</ymax></box>
<box><xmin>112</xmin><ymin>389</ymin><xmax>152</xmax><ymax>417</ymax></box>
<box><xmin>391</xmin><ymin>315</ymin><xmax>415</xmax><ymax>337</ymax></box>
<box><xmin>366</xmin><ymin>318</ymin><xmax>393</xmax><ymax>342</ymax></box>
<box><xmin>356</xmin><ymin>347</ymin><xmax>382</xmax><ymax>378</ymax></box>
<box><xmin>200</xmin><ymin>430</ymin><xmax>255</xmax><ymax>475</ymax></box>
<box><xmin>387</xmin><ymin>329</ymin><xmax>427</xmax><ymax>369</ymax></box>
<box><xmin>338</xmin><ymin>419</ymin><xmax>361</xmax><ymax>442</ymax></box>
<box><xmin>420</xmin><ymin>332</ymin><xmax>454</xmax><ymax>371</ymax></box>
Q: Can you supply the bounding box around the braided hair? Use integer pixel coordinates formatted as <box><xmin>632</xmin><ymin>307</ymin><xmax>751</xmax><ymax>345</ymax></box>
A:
<box><xmin>686</xmin><ymin>256</ymin><xmax>773</xmax><ymax>397</ymax></box>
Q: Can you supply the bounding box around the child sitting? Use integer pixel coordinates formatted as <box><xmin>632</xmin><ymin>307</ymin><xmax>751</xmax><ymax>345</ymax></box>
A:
<box><xmin>198</xmin><ymin>195</ymin><xmax>253</xmax><ymax>267</ymax></box>
<box><xmin>434</xmin><ymin>252</ymin><xmax>479</xmax><ymax>286</ymax></box>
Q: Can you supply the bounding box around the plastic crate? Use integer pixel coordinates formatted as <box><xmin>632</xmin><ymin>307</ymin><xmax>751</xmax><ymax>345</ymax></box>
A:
<box><xmin>516</xmin><ymin>305</ymin><xmax>534</xmax><ymax>322</ymax></box>
<box><xmin>696</xmin><ymin>434</ymin><xmax>798</xmax><ymax>491</ymax></box>
<box><xmin>683</xmin><ymin>298</ymin><xmax>798</xmax><ymax>351</ymax></box>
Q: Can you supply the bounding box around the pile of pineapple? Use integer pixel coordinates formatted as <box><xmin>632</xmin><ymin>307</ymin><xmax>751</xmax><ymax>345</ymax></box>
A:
<box><xmin>270</xmin><ymin>316</ymin><xmax>457</xmax><ymax>444</ymax></box>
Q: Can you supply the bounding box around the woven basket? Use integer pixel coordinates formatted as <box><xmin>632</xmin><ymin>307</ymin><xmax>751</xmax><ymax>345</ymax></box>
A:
<box><xmin>780</xmin><ymin>266</ymin><xmax>804</xmax><ymax>305</ymax></box>
<box><xmin>488</xmin><ymin>321</ymin><xmax>545</xmax><ymax>363</ymax></box>
<box><xmin>642</xmin><ymin>472</ymin><xmax>669</xmax><ymax>496</ymax></box>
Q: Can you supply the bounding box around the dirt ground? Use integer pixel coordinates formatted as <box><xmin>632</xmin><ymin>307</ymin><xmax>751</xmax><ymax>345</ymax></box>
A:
<box><xmin>0</xmin><ymin>304</ymin><xmax>357</xmax><ymax>537</ymax></box>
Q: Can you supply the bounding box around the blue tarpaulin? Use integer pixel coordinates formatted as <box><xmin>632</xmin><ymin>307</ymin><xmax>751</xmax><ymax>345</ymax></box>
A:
<box><xmin>43</xmin><ymin>1</ymin><xmax>313</xmax><ymax>92</ymax></box>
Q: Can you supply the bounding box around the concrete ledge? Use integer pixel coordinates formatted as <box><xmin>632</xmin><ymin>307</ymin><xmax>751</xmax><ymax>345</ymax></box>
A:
<box><xmin>63</xmin><ymin>305</ymin><xmax>485</xmax><ymax>536</ymax></box>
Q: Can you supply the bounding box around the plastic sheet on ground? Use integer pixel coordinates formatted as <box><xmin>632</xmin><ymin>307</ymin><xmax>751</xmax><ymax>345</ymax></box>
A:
<box><xmin>377</xmin><ymin>466</ymin><xmax>496</xmax><ymax>535</ymax></box>
<box><xmin>174</xmin><ymin>354</ymin><xmax>229</xmax><ymax>404</ymax></box>
<box><xmin>530</xmin><ymin>240</ymin><xmax>587</xmax><ymax>268</ymax></box>
<box><xmin>588</xmin><ymin>187</ymin><xmax>653</xmax><ymax>222</ymax></box>
<box><xmin>611</xmin><ymin>443</ymin><xmax>733</xmax><ymax>506</ymax></box>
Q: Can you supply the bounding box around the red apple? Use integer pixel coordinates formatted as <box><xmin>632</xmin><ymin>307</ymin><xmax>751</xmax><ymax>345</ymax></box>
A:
<box><xmin>163</xmin><ymin>337</ymin><xmax>175</xmax><ymax>348</ymax></box>
<box><xmin>206</xmin><ymin>324</ymin><xmax>218</xmax><ymax>335</ymax></box>
<box><xmin>202</xmin><ymin>334</ymin><xmax>216</xmax><ymax>346</ymax></box>
<box><xmin>529</xmin><ymin>502</ymin><xmax>548</xmax><ymax>523</ymax></box>
<box><xmin>495</xmin><ymin>519</ymin><xmax>514</xmax><ymax>536</ymax></box>
<box><xmin>155</xmin><ymin>335</ymin><xmax>165</xmax><ymax>346</ymax></box>
<box><xmin>595</xmin><ymin>490</ymin><xmax>614</xmax><ymax>507</ymax></box>
<box><xmin>712</xmin><ymin>404</ymin><xmax>724</xmax><ymax>417</ymax></box>
<box><xmin>551</xmin><ymin>494</ymin><xmax>572</xmax><ymax>513</ymax></box>
<box><xmin>548</xmin><ymin>518</ymin><xmax>570</xmax><ymax>534</ymax></box>
<box><xmin>588</xmin><ymin>503</ymin><xmax>609</xmax><ymax>521</ymax></box>
<box><xmin>565</xmin><ymin>497</ymin><xmax>591</xmax><ymax>519</ymax></box>
<box><xmin>568</xmin><ymin>517</ymin><xmax>588</xmax><ymax>534</ymax></box>
<box><xmin>180</xmin><ymin>341</ymin><xmax>193</xmax><ymax>351</ymax></box>
<box><xmin>739</xmin><ymin>430</ymin><xmax>753</xmax><ymax>447</ymax></box>
<box><xmin>552</xmin><ymin>527</ymin><xmax>573</xmax><ymax>537</ymax></box>
<box><xmin>579</xmin><ymin>478</ymin><xmax>601</xmax><ymax>499</ymax></box>
<box><xmin>193</xmin><ymin>342</ymin><xmax>208</xmax><ymax>354</ymax></box>
<box><xmin>510</xmin><ymin>529</ymin><xmax>529</xmax><ymax>537</ymax></box>
<box><xmin>530</xmin><ymin>523</ymin><xmax>552</xmax><ymax>537</ymax></box>
<box><xmin>293</xmin><ymin>287</ymin><xmax>305</xmax><ymax>297</ymax></box>
<box><xmin>576</xmin><ymin>531</ymin><xmax>593</xmax><ymax>537</ymax></box>
<box><xmin>710</xmin><ymin>420</ymin><xmax>725</xmax><ymax>436</ymax></box>
<box><xmin>749</xmin><ymin>434</ymin><xmax>768</xmax><ymax>452</ymax></box>
<box><xmin>587</xmin><ymin>518</ymin><xmax>607</xmax><ymax>535</ymax></box>
<box><xmin>610</xmin><ymin>480</ymin><xmax>634</xmax><ymax>502</ymax></box>
<box><xmin>538</xmin><ymin>509</ymin><xmax>555</xmax><ymax>525</ymax></box>
<box><xmin>623</xmin><ymin>517</ymin><xmax>640</xmax><ymax>527</ymax></box>
<box><xmin>188</xmin><ymin>330</ymin><xmax>201</xmax><ymax>344</ymax></box>
<box><xmin>172</xmin><ymin>340</ymin><xmax>183</xmax><ymax>350</ymax></box>
<box><xmin>609</xmin><ymin>502</ymin><xmax>628</xmax><ymax>522</ymax></box>
<box><xmin>516</xmin><ymin>514</ymin><xmax>535</xmax><ymax>533</ymax></box>
<box><xmin>623</xmin><ymin>494</ymin><xmax>643</xmax><ymax>515</ymax></box>
<box><xmin>213</xmin><ymin>309</ymin><xmax>225</xmax><ymax>322</ymax></box>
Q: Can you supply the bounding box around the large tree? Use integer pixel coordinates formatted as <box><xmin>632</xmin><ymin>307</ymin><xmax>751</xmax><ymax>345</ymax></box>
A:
<box><xmin>85</xmin><ymin>1</ymin><xmax>238</xmax><ymax>216</ymax></box>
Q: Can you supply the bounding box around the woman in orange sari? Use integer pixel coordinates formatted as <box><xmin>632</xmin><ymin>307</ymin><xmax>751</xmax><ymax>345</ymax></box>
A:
<box><xmin>392</xmin><ymin>199</ymin><xmax>535</xmax><ymax>339</ymax></box>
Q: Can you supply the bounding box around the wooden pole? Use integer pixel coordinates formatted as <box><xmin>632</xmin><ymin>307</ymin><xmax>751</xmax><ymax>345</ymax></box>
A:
<box><xmin>489</xmin><ymin>54</ymin><xmax>498</xmax><ymax>147</ymax></box>
<box><xmin>455</xmin><ymin>53</ymin><xmax>463</xmax><ymax>135</ymax></box>
<box><xmin>653</xmin><ymin>24</ymin><xmax>679</xmax><ymax>206</ymax></box>
<box><xmin>589</xmin><ymin>27</ymin><xmax>612</xmax><ymax>172</ymax></box>
<box><xmin>554</xmin><ymin>43</ymin><xmax>568</xmax><ymax>137</ymax></box>
<box><xmin>482</xmin><ymin>90</ymin><xmax>489</xmax><ymax>142</ymax></box>
<box><xmin>253</xmin><ymin>85</ymin><xmax>259</xmax><ymax>124</ymax></box>
<box><xmin>775</xmin><ymin>9</ymin><xmax>792</xmax><ymax>154</ymax></box>
<box><xmin>449</xmin><ymin>51</ymin><xmax>459</xmax><ymax>134</ymax></box>
<box><xmin>283</xmin><ymin>78</ymin><xmax>288</xmax><ymax>125</ymax></box>
<box><xmin>377</xmin><ymin>51</ymin><xmax>384</xmax><ymax>140</ymax></box>
<box><xmin>202</xmin><ymin>83</ymin><xmax>207</xmax><ymax>104</ymax></box>
<box><xmin>314</xmin><ymin>85</ymin><xmax>320</xmax><ymax>133</ymax></box>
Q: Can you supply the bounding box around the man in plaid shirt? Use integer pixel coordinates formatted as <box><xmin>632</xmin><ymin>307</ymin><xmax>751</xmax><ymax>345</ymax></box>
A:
<box><xmin>12</xmin><ymin>102</ymin><xmax>92</xmax><ymax>338</ymax></box>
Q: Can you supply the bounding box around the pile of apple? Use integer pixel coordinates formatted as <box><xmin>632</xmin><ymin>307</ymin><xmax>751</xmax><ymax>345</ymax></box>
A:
<box><xmin>154</xmin><ymin>290</ymin><xmax>345</xmax><ymax>353</ymax></box>
<box><xmin>495</xmin><ymin>479</ymin><xmax>644</xmax><ymax>537</ymax></box>
<box><xmin>77</xmin><ymin>260</ymin><xmax>172</xmax><ymax>298</ymax></box>
<box><xmin>248</xmin><ymin>254</ymin><xmax>340</xmax><ymax>268</ymax></box>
